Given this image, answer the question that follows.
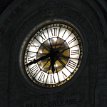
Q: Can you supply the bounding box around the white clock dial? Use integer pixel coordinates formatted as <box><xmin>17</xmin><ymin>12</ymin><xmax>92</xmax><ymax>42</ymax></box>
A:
<box><xmin>23</xmin><ymin>22</ymin><xmax>83</xmax><ymax>88</ymax></box>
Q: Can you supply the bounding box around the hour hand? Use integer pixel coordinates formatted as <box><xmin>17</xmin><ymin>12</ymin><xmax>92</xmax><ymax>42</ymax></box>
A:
<box><xmin>50</xmin><ymin>57</ymin><xmax>55</xmax><ymax>73</ymax></box>
<box><xmin>26</xmin><ymin>53</ymin><xmax>50</xmax><ymax>67</ymax></box>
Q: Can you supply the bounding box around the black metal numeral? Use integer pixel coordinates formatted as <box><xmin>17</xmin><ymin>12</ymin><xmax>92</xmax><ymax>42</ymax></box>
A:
<box><xmin>67</xmin><ymin>59</ymin><xmax>77</xmax><ymax>69</ymax></box>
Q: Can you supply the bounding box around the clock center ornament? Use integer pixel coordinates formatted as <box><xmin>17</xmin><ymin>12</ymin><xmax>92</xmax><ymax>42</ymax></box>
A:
<box><xmin>36</xmin><ymin>37</ymin><xmax>70</xmax><ymax>74</ymax></box>
<box><xmin>22</xmin><ymin>22</ymin><xmax>83</xmax><ymax>88</ymax></box>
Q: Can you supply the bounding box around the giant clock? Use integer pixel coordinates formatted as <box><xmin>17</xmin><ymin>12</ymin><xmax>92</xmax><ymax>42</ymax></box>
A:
<box><xmin>20</xmin><ymin>21</ymin><xmax>83</xmax><ymax>88</ymax></box>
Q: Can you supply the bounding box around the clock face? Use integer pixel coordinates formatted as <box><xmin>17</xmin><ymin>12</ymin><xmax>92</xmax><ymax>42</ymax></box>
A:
<box><xmin>22</xmin><ymin>22</ymin><xmax>83</xmax><ymax>88</ymax></box>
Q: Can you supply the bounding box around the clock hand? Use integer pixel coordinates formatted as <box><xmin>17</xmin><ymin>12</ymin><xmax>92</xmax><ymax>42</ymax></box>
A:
<box><xmin>49</xmin><ymin>49</ymin><xmax>56</xmax><ymax>73</ymax></box>
<box><xmin>51</xmin><ymin>57</ymin><xmax>55</xmax><ymax>73</ymax></box>
<box><xmin>49</xmin><ymin>38</ymin><xmax>53</xmax><ymax>49</ymax></box>
<box><xmin>26</xmin><ymin>53</ymin><xmax>50</xmax><ymax>67</ymax></box>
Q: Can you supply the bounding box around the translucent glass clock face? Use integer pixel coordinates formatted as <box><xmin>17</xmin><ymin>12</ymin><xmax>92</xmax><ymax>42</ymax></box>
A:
<box><xmin>23</xmin><ymin>23</ymin><xmax>83</xmax><ymax>88</ymax></box>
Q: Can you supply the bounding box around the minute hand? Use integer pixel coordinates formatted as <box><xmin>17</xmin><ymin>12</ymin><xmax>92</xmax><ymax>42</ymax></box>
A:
<box><xmin>50</xmin><ymin>56</ymin><xmax>55</xmax><ymax>73</ymax></box>
<box><xmin>26</xmin><ymin>53</ymin><xmax>50</xmax><ymax>67</ymax></box>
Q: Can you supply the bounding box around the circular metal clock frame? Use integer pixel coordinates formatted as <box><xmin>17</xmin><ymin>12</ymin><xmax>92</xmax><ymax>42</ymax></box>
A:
<box><xmin>19</xmin><ymin>20</ymin><xmax>83</xmax><ymax>88</ymax></box>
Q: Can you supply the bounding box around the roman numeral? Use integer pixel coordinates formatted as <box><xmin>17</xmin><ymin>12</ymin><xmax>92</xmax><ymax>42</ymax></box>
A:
<box><xmin>38</xmin><ymin>72</ymin><xmax>45</xmax><ymax>82</ymax></box>
<box><xmin>28</xmin><ymin>44</ymin><xmax>39</xmax><ymax>53</ymax></box>
<box><xmin>50</xmin><ymin>74</ymin><xmax>55</xmax><ymax>84</ymax></box>
<box><xmin>50</xmin><ymin>27</ymin><xmax>58</xmax><ymax>37</ymax></box>
<box><xmin>50</xmin><ymin>28</ymin><xmax>54</xmax><ymax>36</ymax></box>
<box><xmin>29</xmin><ymin>42</ymin><xmax>40</xmax><ymax>47</ymax></box>
<box><xmin>36</xmin><ymin>33</ymin><xmax>46</xmax><ymax>43</ymax></box>
<box><xmin>41</xmin><ymin>31</ymin><xmax>47</xmax><ymax>40</ymax></box>
<box><xmin>30</xmin><ymin>64</ymin><xmax>40</xmax><ymax>72</ymax></box>
<box><xmin>58</xmin><ymin>27</ymin><xmax>61</xmax><ymax>37</ymax></box>
<box><xmin>66</xmin><ymin>59</ymin><xmax>77</xmax><ymax>69</ymax></box>
<box><xmin>70</xmin><ymin>49</ymin><xmax>79</xmax><ymax>55</ymax></box>
<box><xmin>62</xmin><ymin>71</ymin><xmax>67</xmax><ymax>79</ymax></box>
<box><xmin>28</xmin><ymin>65</ymin><xmax>40</xmax><ymax>80</ymax></box>
<box><xmin>27</xmin><ymin>55</ymin><xmax>36</xmax><ymax>62</ymax></box>
<box><xmin>53</xmin><ymin>28</ymin><xmax>57</xmax><ymax>36</ymax></box>
<box><xmin>62</xmin><ymin>29</ymin><xmax>67</xmax><ymax>38</ymax></box>
<box><xmin>68</xmin><ymin>37</ymin><xmax>76</xmax><ymax>45</ymax></box>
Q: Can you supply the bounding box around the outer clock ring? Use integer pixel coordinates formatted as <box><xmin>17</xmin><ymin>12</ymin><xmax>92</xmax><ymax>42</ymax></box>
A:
<box><xmin>19</xmin><ymin>20</ymin><xmax>83</xmax><ymax>88</ymax></box>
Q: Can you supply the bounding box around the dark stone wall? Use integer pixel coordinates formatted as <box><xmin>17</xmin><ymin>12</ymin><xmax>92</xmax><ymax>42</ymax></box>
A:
<box><xmin>0</xmin><ymin>0</ymin><xmax>14</xmax><ymax>14</ymax></box>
